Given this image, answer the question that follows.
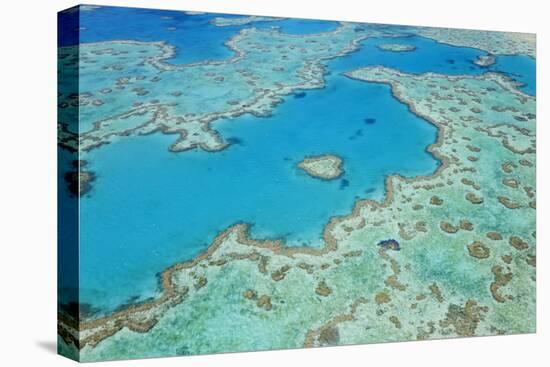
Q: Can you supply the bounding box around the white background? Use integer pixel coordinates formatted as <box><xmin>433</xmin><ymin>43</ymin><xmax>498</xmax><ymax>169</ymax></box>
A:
<box><xmin>0</xmin><ymin>0</ymin><xmax>547</xmax><ymax>365</ymax></box>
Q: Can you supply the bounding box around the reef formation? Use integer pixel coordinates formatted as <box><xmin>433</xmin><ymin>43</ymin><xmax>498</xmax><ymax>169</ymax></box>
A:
<box><xmin>298</xmin><ymin>154</ymin><xmax>344</xmax><ymax>180</ymax></box>
<box><xmin>59</xmin><ymin>64</ymin><xmax>535</xmax><ymax>361</ymax></box>
<box><xmin>57</xmin><ymin>22</ymin><xmax>375</xmax><ymax>156</ymax></box>
<box><xmin>210</xmin><ymin>15</ymin><xmax>286</xmax><ymax>27</ymax></box>
<box><xmin>58</xmin><ymin>8</ymin><xmax>536</xmax><ymax>362</ymax></box>
<box><xmin>377</xmin><ymin>43</ymin><xmax>416</xmax><ymax>52</ymax></box>
<box><xmin>413</xmin><ymin>27</ymin><xmax>535</xmax><ymax>58</ymax></box>
<box><xmin>474</xmin><ymin>54</ymin><xmax>496</xmax><ymax>67</ymax></box>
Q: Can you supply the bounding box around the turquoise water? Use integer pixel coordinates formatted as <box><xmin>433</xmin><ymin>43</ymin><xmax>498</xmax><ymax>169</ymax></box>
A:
<box><xmin>80</xmin><ymin>75</ymin><xmax>439</xmax><ymax>311</ymax></box>
<box><xmin>60</xmin><ymin>7</ymin><xmax>536</xmax><ymax>312</ymax></box>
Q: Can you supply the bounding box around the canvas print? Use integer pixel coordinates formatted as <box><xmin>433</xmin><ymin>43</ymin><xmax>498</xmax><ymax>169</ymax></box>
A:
<box><xmin>57</xmin><ymin>4</ymin><xmax>536</xmax><ymax>362</ymax></box>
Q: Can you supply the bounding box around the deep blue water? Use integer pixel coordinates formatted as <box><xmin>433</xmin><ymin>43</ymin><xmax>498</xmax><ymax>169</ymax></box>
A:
<box><xmin>58</xmin><ymin>6</ymin><xmax>536</xmax><ymax>312</ymax></box>
<box><xmin>489</xmin><ymin>54</ymin><xmax>536</xmax><ymax>95</ymax></box>
<box><xmin>58</xmin><ymin>6</ymin><xmax>535</xmax><ymax>93</ymax></box>
<box><xmin>59</xmin><ymin>5</ymin><xmax>338</xmax><ymax>64</ymax></box>
<box><xmin>58</xmin><ymin>148</ymin><xmax>79</xmax><ymax>310</ymax></box>
<box><xmin>335</xmin><ymin>35</ymin><xmax>485</xmax><ymax>74</ymax></box>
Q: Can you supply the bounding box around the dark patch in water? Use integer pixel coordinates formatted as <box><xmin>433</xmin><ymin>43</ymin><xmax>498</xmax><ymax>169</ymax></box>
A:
<box><xmin>377</xmin><ymin>239</ymin><xmax>401</xmax><ymax>251</ymax></box>
<box><xmin>364</xmin><ymin>118</ymin><xmax>376</xmax><ymax>125</ymax></box>
<box><xmin>502</xmin><ymin>71</ymin><xmax>522</xmax><ymax>78</ymax></box>
<box><xmin>227</xmin><ymin>137</ymin><xmax>244</xmax><ymax>146</ymax></box>
<box><xmin>59</xmin><ymin>301</ymin><xmax>101</xmax><ymax>319</ymax></box>
<box><xmin>365</xmin><ymin>188</ymin><xmax>376</xmax><ymax>194</ymax></box>
<box><xmin>294</xmin><ymin>92</ymin><xmax>306</xmax><ymax>99</ymax></box>
<box><xmin>339</xmin><ymin>179</ymin><xmax>349</xmax><ymax>190</ymax></box>
<box><xmin>446</xmin><ymin>59</ymin><xmax>455</xmax><ymax>64</ymax></box>
<box><xmin>111</xmin><ymin>295</ymin><xmax>157</xmax><ymax>313</ymax></box>
<box><xmin>349</xmin><ymin>129</ymin><xmax>364</xmax><ymax>140</ymax></box>
<box><xmin>176</xmin><ymin>345</ymin><xmax>191</xmax><ymax>356</ymax></box>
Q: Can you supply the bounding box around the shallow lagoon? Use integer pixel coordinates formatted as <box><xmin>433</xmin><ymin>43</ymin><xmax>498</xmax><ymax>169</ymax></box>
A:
<box><xmin>80</xmin><ymin>77</ymin><xmax>438</xmax><ymax>311</ymax></box>
<box><xmin>67</xmin><ymin>9</ymin><xmax>535</xmax><ymax>312</ymax></box>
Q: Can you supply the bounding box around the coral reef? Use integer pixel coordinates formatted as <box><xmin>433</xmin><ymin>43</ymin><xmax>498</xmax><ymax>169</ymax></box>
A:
<box><xmin>298</xmin><ymin>154</ymin><xmax>344</xmax><ymax>180</ymax></box>
<box><xmin>377</xmin><ymin>43</ymin><xmax>416</xmax><ymax>52</ymax></box>
<box><xmin>60</xmin><ymin>64</ymin><xmax>535</xmax><ymax>360</ymax></box>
